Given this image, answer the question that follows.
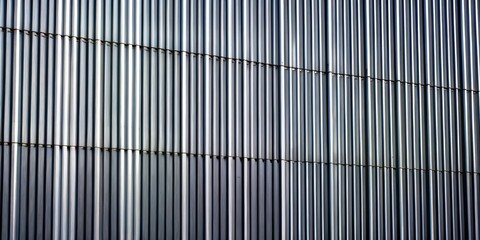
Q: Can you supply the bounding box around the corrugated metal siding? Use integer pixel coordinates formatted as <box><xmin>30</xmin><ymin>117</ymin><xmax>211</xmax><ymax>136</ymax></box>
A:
<box><xmin>0</xmin><ymin>0</ymin><xmax>479</xmax><ymax>239</ymax></box>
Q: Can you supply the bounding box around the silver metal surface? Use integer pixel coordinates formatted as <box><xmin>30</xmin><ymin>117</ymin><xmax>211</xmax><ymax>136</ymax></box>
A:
<box><xmin>0</xmin><ymin>0</ymin><xmax>480</xmax><ymax>239</ymax></box>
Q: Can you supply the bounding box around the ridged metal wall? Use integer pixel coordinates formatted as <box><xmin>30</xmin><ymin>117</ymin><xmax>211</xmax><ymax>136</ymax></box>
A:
<box><xmin>0</xmin><ymin>0</ymin><xmax>479</xmax><ymax>239</ymax></box>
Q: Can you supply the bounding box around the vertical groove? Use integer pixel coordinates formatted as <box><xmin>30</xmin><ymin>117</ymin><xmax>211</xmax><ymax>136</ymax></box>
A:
<box><xmin>0</xmin><ymin>0</ymin><xmax>479</xmax><ymax>238</ymax></box>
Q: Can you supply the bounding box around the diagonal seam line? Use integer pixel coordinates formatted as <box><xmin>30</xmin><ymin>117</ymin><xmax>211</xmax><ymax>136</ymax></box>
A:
<box><xmin>1</xmin><ymin>26</ymin><xmax>479</xmax><ymax>93</ymax></box>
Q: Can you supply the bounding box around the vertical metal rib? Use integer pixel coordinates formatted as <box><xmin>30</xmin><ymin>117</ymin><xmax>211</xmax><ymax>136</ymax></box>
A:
<box><xmin>0</xmin><ymin>0</ymin><xmax>479</xmax><ymax>239</ymax></box>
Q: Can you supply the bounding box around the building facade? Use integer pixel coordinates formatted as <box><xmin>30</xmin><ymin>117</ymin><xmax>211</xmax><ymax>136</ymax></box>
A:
<box><xmin>0</xmin><ymin>0</ymin><xmax>479</xmax><ymax>239</ymax></box>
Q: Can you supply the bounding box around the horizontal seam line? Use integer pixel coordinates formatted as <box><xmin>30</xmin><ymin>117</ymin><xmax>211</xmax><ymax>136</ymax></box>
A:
<box><xmin>2</xmin><ymin>141</ymin><xmax>479</xmax><ymax>174</ymax></box>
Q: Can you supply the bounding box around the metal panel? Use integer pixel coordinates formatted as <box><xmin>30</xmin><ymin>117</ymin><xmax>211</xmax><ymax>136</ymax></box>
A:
<box><xmin>0</xmin><ymin>0</ymin><xmax>479</xmax><ymax>239</ymax></box>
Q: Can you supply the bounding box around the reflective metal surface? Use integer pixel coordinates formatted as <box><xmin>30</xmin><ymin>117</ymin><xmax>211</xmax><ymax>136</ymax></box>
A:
<box><xmin>0</xmin><ymin>0</ymin><xmax>479</xmax><ymax>239</ymax></box>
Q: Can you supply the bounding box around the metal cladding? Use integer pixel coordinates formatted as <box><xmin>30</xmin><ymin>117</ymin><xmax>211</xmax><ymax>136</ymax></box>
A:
<box><xmin>0</xmin><ymin>0</ymin><xmax>479</xmax><ymax>239</ymax></box>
